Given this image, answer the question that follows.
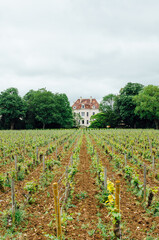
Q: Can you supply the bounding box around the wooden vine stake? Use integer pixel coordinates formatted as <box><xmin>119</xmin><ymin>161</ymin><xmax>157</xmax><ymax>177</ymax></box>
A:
<box><xmin>152</xmin><ymin>155</ymin><xmax>155</xmax><ymax>170</ymax></box>
<box><xmin>11</xmin><ymin>178</ymin><xmax>15</xmax><ymax>224</ymax></box>
<box><xmin>43</xmin><ymin>155</ymin><xmax>45</xmax><ymax>173</ymax></box>
<box><xmin>144</xmin><ymin>164</ymin><xmax>146</xmax><ymax>202</ymax></box>
<box><xmin>104</xmin><ymin>167</ymin><xmax>107</xmax><ymax>190</ymax></box>
<box><xmin>53</xmin><ymin>182</ymin><xmax>62</xmax><ymax>239</ymax></box>
<box><xmin>114</xmin><ymin>180</ymin><xmax>121</xmax><ymax>239</ymax></box>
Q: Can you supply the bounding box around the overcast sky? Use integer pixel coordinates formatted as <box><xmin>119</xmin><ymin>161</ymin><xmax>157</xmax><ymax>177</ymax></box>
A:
<box><xmin>0</xmin><ymin>0</ymin><xmax>159</xmax><ymax>104</ymax></box>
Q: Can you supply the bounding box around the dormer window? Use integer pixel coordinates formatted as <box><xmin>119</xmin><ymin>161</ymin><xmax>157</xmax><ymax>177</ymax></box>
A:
<box><xmin>81</xmin><ymin>104</ymin><xmax>85</xmax><ymax>109</ymax></box>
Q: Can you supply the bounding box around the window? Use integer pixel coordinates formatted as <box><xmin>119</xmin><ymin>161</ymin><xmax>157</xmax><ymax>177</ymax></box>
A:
<box><xmin>81</xmin><ymin>112</ymin><xmax>85</xmax><ymax>116</ymax></box>
<box><xmin>93</xmin><ymin>105</ymin><xmax>95</xmax><ymax>109</ymax></box>
<box><xmin>87</xmin><ymin>120</ymin><xmax>89</xmax><ymax>125</ymax></box>
<box><xmin>93</xmin><ymin>112</ymin><xmax>95</xmax><ymax>115</ymax></box>
<box><xmin>82</xmin><ymin>120</ymin><xmax>84</xmax><ymax>124</ymax></box>
<box><xmin>87</xmin><ymin>112</ymin><xmax>89</xmax><ymax>117</ymax></box>
<box><xmin>81</xmin><ymin>104</ymin><xmax>85</xmax><ymax>109</ymax></box>
<box><xmin>73</xmin><ymin>106</ymin><xmax>76</xmax><ymax>109</ymax></box>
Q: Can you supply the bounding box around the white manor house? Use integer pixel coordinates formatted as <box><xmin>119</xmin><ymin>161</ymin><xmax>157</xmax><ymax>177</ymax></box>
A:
<box><xmin>72</xmin><ymin>97</ymin><xmax>100</xmax><ymax>127</ymax></box>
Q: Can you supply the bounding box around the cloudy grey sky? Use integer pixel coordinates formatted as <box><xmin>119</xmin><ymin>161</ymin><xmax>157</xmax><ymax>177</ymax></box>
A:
<box><xmin>0</xmin><ymin>0</ymin><xmax>159</xmax><ymax>104</ymax></box>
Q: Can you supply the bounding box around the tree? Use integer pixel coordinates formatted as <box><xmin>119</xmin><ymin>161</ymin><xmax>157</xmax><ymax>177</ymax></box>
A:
<box><xmin>0</xmin><ymin>88</ymin><xmax>26</xmax><ymax>129</ymax></box>
<box><xmin>89</xmin><ymin>112</ymin><xmax>108</xmax><ymax>128</ymax></box>
<box><xmin>134</xmin><ymin>85</ymin><xmax>159</xmax><ymax>129</ymax></box>
<box><xmin>72</xmin><ymin>112</ymin><xmax>83</xmax><ymax>128</ymax></box>
<box><xmin>53</xmin><ymin>93</ymin><xmax>73</xmax><ymax>128</ymax></box>
<box><xmin>24</xmin><ymin>88</ymin><xmax>57</xmax><ymax>129</ymax></box>
<box><xmin>100</xmin><ymin>94</ymin><xmax>116</xmax><ymax>112</ymax></box>
<box><xmin>24</xmin><ymin>89</ymin><xmax>73</xmax><ymax>129</ymax></box>
<box><xmin>115</xmin><ymin>82</ymin><xmax>144</xmax><ymax>128</ymax></box>
<box><xmin>89</xmin><ymin>94</ymin><xmax>119</xmax><ymax>128</ymax></box>
<box><xmin>23</xmin><ymin>90</ymin><xmax>37</xmax><ymax>129</ymax></box>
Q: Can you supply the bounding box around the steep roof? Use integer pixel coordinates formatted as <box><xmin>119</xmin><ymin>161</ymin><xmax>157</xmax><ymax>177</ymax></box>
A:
<box><xmin>72</xmin><ymin>98</ymin><xmax>99</xmax><ymax>110</ymax></box>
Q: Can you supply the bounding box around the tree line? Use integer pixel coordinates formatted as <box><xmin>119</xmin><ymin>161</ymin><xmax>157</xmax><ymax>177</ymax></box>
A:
<box><xmin>0</xmin><ymin>83</ymin><xmax>159</xmax><ymax>130</ymax></box>
<box><xmin>90</xmin><ymin>83</ymin><xmax>159</xmax><ymax>129</ymax></box>
<box><xmin>0</xmin><ymin>88</ymin><xmax>73</xmax><ymax>129</ymax></box>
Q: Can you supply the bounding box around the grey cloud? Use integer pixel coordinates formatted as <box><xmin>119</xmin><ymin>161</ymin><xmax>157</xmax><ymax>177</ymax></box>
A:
<box><xmin>0</xmin><ymin>0</ymin><xmax>159</xmax><ymax>103</ymax></box>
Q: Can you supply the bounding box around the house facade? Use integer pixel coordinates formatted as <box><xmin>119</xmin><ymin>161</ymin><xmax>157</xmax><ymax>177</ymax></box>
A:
<box><xmin>72</xmin><ymin>97</ymin><xmax>100</xmax><ymax>127</ymax></box>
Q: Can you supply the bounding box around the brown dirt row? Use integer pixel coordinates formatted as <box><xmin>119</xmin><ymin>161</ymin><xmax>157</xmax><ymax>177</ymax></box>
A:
<box><xmin>65</xmin><ymin>135</ymin><xmax>110</xmax><ymax>240</ymax></box>
<box><xmin>90</xmin><ymin>134</ymin><xmax>159</xmax><ymax>239</ymax></box>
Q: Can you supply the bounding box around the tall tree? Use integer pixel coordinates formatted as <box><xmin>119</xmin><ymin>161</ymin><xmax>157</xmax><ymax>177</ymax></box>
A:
<box><xmin>24</xmin><ymin>89</ymin><xmax>73</xmax><ymax>129</ymax></box>
<box><xmin>53</xmin><ymin>93</ymin><xmax>73</xmax><ymax>128</ymax></box>
<box><xmin>24</xmin><ymin>88</ymin><xmax>57</xmax><ymax>129</ymax></box>
<box><xmin>23</xmin><ymin>89</ymin><xmax>37</xmax><ymax>129</ymax></box>
<box><xmin>134</xmin><ymin>85</ymin><xmax>159</xmax><ymax>129</ymax></box>
<box><xmin>90</xmin><ymin>94</ymin><xmax>119</xmax><ymax>128</ymax></box>
<box><xmin>73</xmin><ymin>112</ymin><xmax>83</xmax><ymax>128</ymax></box>
<box><xmin>115</xmin><ymin>82</ymin><xmax>144</xmax><ymax>128</ymax></box>
<box><xmin>100</xmin><ymin>94</ymin><xmax>116</xmax><ymax>112</ymax></box>
<box><xmin>90</xmin><ymin>112</ymin><xmax>108</xmax><ymax>128</ymax></box>
<box><xmin>0</xmin><ymin>88</ymin><xmax>25</xmax><ymax>129</ymax></box>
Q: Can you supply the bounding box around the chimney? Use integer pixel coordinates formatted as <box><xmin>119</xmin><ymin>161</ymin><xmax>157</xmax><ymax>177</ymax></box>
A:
<box><xmin>90</xmin><ymin>96</ymin><xmax>92</xmax><ymax>103</ymax></box>
<box><xmin>80</xmin><ymin>96</ymin><xmax>82</xmax><ymax>103</ymax></box>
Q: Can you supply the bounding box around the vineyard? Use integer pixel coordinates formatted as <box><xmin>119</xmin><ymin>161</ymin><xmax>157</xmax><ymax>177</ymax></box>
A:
<box><xmin>0</xmin><ymin>129</ymin><xmax>159</xmax><ymax>240</ymax></box>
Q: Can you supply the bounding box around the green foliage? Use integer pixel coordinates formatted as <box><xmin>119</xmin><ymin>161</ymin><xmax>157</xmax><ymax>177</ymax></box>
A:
<box><xmin>39</xmin><ymin>171</ymin><xmax>54</xmax><ymax>188</ymax></box>
<box><xmin>68</xmin><ymin>165</ymin><xmax>78</xmax><ymax>179</ymax></box>
<box><xmin>75</xmin><ymin>191</ymin><xmax>88</xmax><ymax>199</ymax></box>
<box><xmin>73</xmin><ymin>112</ymin><xmax>83</xmax><ymax>128</ymax></box>
<box><xmin>24</xmin><ymin>181</ymin><xmax>38</xmax><ymax>193</ymax></box>
<box><xmin>147</xmin><ymin>201</ymin><xmax>159</xmax><ymax>216</ymax></box>
<box><xmin>115</xmin><ymin>82</ymin><xmax>144</xmax><ymax>128</ymax></box>
<box><xmin>89</xmin><ymin>112</ymin><xmax>108</xmax><ymax>128</ymax></box>
<box><xmin>100</xmin><ymin>94</ymin><xmax>116</xmax><ymax>112</ymax></box>
<box><xmin>44</xmin><ymin>234</ymin><xmax>65</xmax><ymax>240</ymax></box>
<box><xmin>90</xmin><ymin>94</ymin><xmax>119</xmax><ymax>128</ymax></box>
<box><xmin>123</xmin><ymin>165</ymin><xmax>133</xmax><ymax>181</ymax></box>
<box><xmin>0</xmin><ymin>174</ymin><xmax>4</xmax><ymax>192</ymax></box>
<box><xmin>0</xmin><ymin>88</ymin><xmax>26</xmax><ymax>129</ymax></box>
<box><xmin>24</xmin><ymin>89</ymin><xmax>73</xmax><ymax>129</ymax></box>
<box><xmin>17</xmin><ymin>170</ymin><xmax>25</xmax><ymax>181</ymax></box>
<box><xmin>97</xmin><ymin>218</ymin><xmax>109</xmax><ymax>238</ymax></box>
<box><xmin>134</xmin><ymin>85</ymin><xmax>159</xmax><ymax>129</ymax></box>
<box><xmin>1</xmin><ymin>207</ymin><xmax>26</xmax><ymax>227</ymax></box>
<box><xmin>61</xmin><ymin>211</ymin><xmax>74</xmax><ymax>227</ymax></box>
<box><xmin>97</xmin><ymin>189</ymin><xmax>109</xmax><ymax>205</ymax></box>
